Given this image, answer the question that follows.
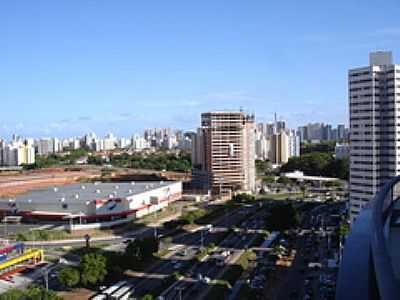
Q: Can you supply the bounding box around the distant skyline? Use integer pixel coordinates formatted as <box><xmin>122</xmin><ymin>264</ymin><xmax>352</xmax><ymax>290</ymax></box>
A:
<box><xmin>1</xmin><ymin>1</ymin><xmax>400</xmax><ymax>137</ymax></box>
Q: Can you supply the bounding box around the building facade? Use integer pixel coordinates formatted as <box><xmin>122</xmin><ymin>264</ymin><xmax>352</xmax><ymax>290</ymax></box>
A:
<box><xmin>192</xmin><ymin>111</ymin><xmax>256</xmax><ymax>194</ymax></box>
<box><xmin>349</xmin><ymin>51</ymin><xmax>400</xmax><ymax>221</ymax></box>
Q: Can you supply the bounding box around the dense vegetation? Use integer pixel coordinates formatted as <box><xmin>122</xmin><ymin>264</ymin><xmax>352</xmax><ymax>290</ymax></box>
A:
<box><xmin>264</xmin><ymin>203</ymin><xmax>301</xmax><ymax>231</ymax></box>
<box><xmin>301</xmin><ymin>141</ymin><xmax>336</xmax><ymax>155</ymax></box>
<box><xmin>110</xmin><ymin>152</ymin><xmax>191</xmax><ymax>172</ymax></box>
<box><xmin>25</xmin><ymin>149</ymin><xmax>90</xmax><ymax>169</ymax></box>
<box><xmin>280</xmin><ymin>152</ymin><xmax>349</xmax><ymax>180</ymax></box>
<box><xmin>27</xmin><ymin>149</ymin><xmax>192</xmax><ymax>173</ymax></box>
<box><xmin>0</xmin><ymin>286</ymin><xmax>62</xmax><ymax>300</ymax></box>
<box><xmin>16</xmin><ymin>229</ymin><xmax>69</xmax><ymax>241</ymax></box>
<box><xmin>255</xmin><ymin>159</ymin><xmax>273</xmax><ymax>175</ymax></box>
<box><xmin>59</xmin><ymin>237</ymin><xmax>160</xmax><ymax>290</ymax></box>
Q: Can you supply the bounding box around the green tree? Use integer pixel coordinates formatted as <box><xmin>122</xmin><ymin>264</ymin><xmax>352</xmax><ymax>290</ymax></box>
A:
<box><xmin>80</xmin><ymin>253</ymin><xmax>107</xmax><ymax>286</ymax></box>
<box><xmin>25</xmin><ymin>286</ymin><xmax>63</xmax><ymax>300</ymax></box>
<box><xmin>277</xmin><ymin>176</ymin><xmax>291</xmax><ymax>185</ymax></box>
<box><xmin>124</xmin><ymin>237</ymin><xmax>159</xmax><ymax>268</ymax></box>
<box><xmin>232</xmin><ymin>193</ymin><xmax>255</xmax><ymax>202</ymax></box>
<box><xmin>0</xmin><ymin>289</ymin><xmax>25</xmax><ymax>300</ymax></box>
<box><xmin>301</xmin><ymin>141</ymin><xmax>336</xmax><ymax>154</ymax></box>
<box><xmin>280</xmin><ymin>152</ymin><xmax>349</xmax><ymax>180</ymax></box>
<box><xmin>0</xmin><ymin>286</ymin><xmax>63</xmax><ymax>300</ymax></box>
<box><xmin>59</xmin><ymin>267</ymin><xmax>80</xmax><ymax>288</ymax></box>
<box><xmin>265</xmin><ymin>203</ymin><xmax>300</xmax><ymax>231</ymax></box>
<box><xmin>141</xmin><ymin>295</ymin><xmax>154</xmax><ymax>300</ymax></box>
<box><xmin>262</xmin><ymin>176</ymin><xmax>276</xmax><ymax>184</ymax></box>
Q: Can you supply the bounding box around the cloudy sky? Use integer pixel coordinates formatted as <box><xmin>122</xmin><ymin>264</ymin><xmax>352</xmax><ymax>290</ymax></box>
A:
<box><xmin>1</xmin><ymin>1</ymin><xmax>400</xmax><ymax>138</ymax></box>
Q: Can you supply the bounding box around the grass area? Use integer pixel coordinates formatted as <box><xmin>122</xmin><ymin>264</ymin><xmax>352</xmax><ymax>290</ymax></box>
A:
<box><xmin>138</xmin><ymin>203</ymin><xmax>186</xmax><ymax>225</ymax></box>
<box><xmin>45</xmin><ymin>256</ymin><xmax>60</xmax><ymax>263</ymax></box>
<box><xmin>195</xmin><ymin>243</ymin><xmax>217</xmax><ymax>262</ymax></box>
<box><xmin>153</xmin><ymin>248</ymin><xmax>170</xmax><ymax>258</ymax></box>
<box><xmin>205</xmin><ymin>250</ymin><xmax>257</xmax><ymax>299</ymax></box>
<box><xmin>257</xmin><ymin>192</ymin><xmax>303</xmax><ymax>201</ymax></box>
<box><xmin>15</xmin><ymin>229</ymin><xmax>71</xmax><ymax>241</ymax></box>
<box><xmin>236</xmin><ymin>250</ymin><xmax>256</xmax><ymax>271</ymax></box>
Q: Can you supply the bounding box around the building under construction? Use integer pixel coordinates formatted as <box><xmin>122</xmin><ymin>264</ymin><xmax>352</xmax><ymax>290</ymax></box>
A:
<box><xmin>192</xmin><ymin>111</ymin><xmax>256</xmax><ymax>194</ymax></box>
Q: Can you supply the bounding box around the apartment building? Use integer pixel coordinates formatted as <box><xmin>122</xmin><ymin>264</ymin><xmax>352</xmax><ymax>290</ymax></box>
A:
<box><xmin>0</xmin><ymin>139</ymin><xmax>35</xmax><ymax>166</ymax></box>
<box><xmin>349</xmin><ymin>51</ymin><xmax>400</xmax><ymax>221</ymax></box>
<box><xmin>192</xmin><ymin>111</ymin><xmax>256</xmax><ymax>194</ymax></box>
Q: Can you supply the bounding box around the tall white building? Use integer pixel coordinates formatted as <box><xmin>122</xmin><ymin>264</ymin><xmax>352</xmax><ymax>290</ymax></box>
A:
<box><xmin>36</xmin><ymin>138</ymin><xmax>54</xmax><ymax>155</ymax></box>
<box><xmin>0</xmin><ymin>139</ymin><xmax>35</xmax><ymax>166</ymax></box>
<box><xmin>349</xmin><ymin>51</ymin><xmax>400</xmax><ymax>221</ymax></box>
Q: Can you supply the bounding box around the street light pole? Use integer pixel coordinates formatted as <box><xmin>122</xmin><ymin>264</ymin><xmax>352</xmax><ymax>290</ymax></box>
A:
<box><xmin>41</xmin><ymin>267</ymin><xmax>49</xmax><ymax>292</ymax></box>
<box><xmin>176</xmin><ymin>286</ymin><xmax>185</xmax><ymax>300</ymax></box>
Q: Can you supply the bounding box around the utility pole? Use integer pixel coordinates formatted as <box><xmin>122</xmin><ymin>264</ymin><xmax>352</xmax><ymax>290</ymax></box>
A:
<box><xmin>154</xmin><ymin>210</ymin><xmax>158</xmax><ymax>239</ymax></box>
<box><xmin>176</xmin><ymin>286</ymin><xmax>185</xmax><ymax>300</ymax></box>
<box><xmin>41</xmin><ymin>267</ymin><xmax>49</xmax><ymax>292</ymax></box>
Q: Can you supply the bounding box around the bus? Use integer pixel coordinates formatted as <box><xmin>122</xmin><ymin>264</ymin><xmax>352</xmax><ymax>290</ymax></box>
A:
<box><xmin>110</xmin><ymin>283</ymin><xmax>134</xmax><ymax>300</ymax></box>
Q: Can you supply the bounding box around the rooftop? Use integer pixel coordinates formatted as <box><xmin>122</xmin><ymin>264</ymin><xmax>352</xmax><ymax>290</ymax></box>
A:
<box><xmin>0</xmin><ymin>181</ymin><xmax>176</xmax><ymax>215</ymax></box>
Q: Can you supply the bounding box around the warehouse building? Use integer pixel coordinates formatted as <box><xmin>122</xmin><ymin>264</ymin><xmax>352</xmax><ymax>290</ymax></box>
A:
<box><xmin>0</xmin><ymin>181</ymin><xmax>182</xmax><ymax>224</ymax></box>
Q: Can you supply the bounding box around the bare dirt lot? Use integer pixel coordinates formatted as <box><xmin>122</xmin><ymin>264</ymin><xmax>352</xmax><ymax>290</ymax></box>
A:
<box><xmin>0</xmin><ymin>168</ymin><xmax>100</xmax><ymax>197</ymax></box>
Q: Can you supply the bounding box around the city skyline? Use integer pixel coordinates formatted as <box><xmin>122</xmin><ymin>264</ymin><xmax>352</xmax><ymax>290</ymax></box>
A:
<box><xmin>2</xmin><ymin>1</ymin><xmax>400</xmax><ymax>137</ymax></box>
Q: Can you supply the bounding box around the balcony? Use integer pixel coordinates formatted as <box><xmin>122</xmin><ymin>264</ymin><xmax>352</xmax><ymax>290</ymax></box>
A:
<box><xmin>336</xmin><ymin>177</ymin><xmax>400</xmax><ymax>300</ymax></box>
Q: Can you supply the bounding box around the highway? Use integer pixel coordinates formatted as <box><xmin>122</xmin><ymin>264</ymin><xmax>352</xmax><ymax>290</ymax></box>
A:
<box><xmin>161</xmin><ymin>209</ymin><xmax>267</xmax><ymax>300</ymax></box>
<box><xmin>90</xmin><ymin>202</ymin><xmax>263</xmax><ymax>299</ymax></box>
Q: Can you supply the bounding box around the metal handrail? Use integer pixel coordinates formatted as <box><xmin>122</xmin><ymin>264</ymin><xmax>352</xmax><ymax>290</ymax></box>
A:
<box><xmin>371</xmin><ymin>176</ymin><xmax>400</xmax><ymax>300</ymax></box>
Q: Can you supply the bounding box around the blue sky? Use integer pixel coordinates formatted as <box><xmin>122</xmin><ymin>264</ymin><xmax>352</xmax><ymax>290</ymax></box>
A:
<box><xmin>1</xmin><ymin>0</ymin><xmax>400</xmax><ymax>138</ymax></box>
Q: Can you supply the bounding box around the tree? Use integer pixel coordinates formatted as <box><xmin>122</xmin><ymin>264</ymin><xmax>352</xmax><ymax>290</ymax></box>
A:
<box><xmin>265</xmin><ymin>203</ymin><xmax>300</xmax><ymax>231</ymax></box>
<box><xmin>255</xmin><ymin>159</ymin><xmax>272</xmax><ymax>175</ymax></box>
<box><xmin>280</xmin><ymin>153</ymin><xmax>349</xmax><ymax>180</ymax></box>
<box><xmin>80</xmin><ymin>253</ymin><xmax>107</xmax><ymax>286</ymax></box>
<box><xmin>141</xmin><ymin>295</ymin><xmax>154</xmax><ymax>300</ymax></box>
<box><xmin>59</xmin><ymin>267</ymin><xmax>80</xmax><ymax>288</ymax></box>
<box><xmin>0</xmin><ymin>286</ymin><xmax>63</xmax><ymax>300</ymax></box>
<box><xmin>139</xmin><ymin>237</ymin><xmax>159</xmax><ymax>259</ymax></box>
<box><xmin>232</xmin><ymin>193</ymin><xmax>255</xmax><ymax>202</ymax></box>
<box><xmin>262</xmin><ymin>176</ymin><xmax>276</xmax><ymax>184</ymax></box>
<box><xmin>301</xmin><ymin>141</ymin><xmax>336</xmax><ymax>154</ymax></box>
<box><xmin>124</xmin><ymin>237</ymin><xmax>160</xmax><ymax>269</ymax></box>
<box><xmin>277</xmin><ymin>176</ymin><xmax>291</xmax><ymax>185</ymax></box>
<box><xmin>25</xmin><ymin>286</ymin><xmax>63</xmax><ymax>300</ymax></box>
<box><xmin>300</xmin><ymin>185</ymin><xmax>307</xmax><ymax>197</ymax></box>
<box><xmin>0</xmin><ymin>289</ymin><xmax>25</xmax><ymax>300</ymax></box>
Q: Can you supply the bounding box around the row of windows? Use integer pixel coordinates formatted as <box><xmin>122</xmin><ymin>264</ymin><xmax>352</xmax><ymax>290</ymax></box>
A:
<box><xmin>349</xmin><ymin>79</ymin><xmax>373</xmax><ymax>84</ymax></box>
<box><xmin>352</xmin><ymin>146</ymin><xmax>398</xmax><ymax>150</ymax></box>
<box><xmin>351</xmin><ymin>168</ymin><xmax>397</xmax><ymax>172</ymax></box>
<box><xmin>352</xmin><ymin>131</ymin><xmax>396</xmax><ymax>135</ymax></box>
<box><xmin>350</xmin><ymin>116</ymin><xmax>399</xmax><ymax>121</ymax></box>
<box><xmin>352</xmin><ymin>123</ymin><xmax>400</xmax><ymax>128</ymax></box>
<box><xmin>350</xmin><ymin>99</ymin><xmax>400</xmax><ymax>106</ymax></box>
<box><xmin>349</xmin><ymin>189</ymin><xmax>374</xmax><ymax>195</ymax></box>
<box><xmin>351</xmin><ymin>154</ymin><xmax>396</xmax><ymax>157</ymax></box>
<box><xmin>350</xmin><ymin>109</ymin><xmax>398</xmax><ymax>113</ymax></box>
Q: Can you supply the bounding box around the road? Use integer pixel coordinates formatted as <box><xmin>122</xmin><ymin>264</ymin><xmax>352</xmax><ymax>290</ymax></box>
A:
<box><xmin>161</xmin><ymin>208</ymin><xmax>267</xmax><ymax>300</ymax></box>
<box><xmin>90</xmin><ymin>202</ymin><xmax>263</xmax><ymax>299</ymax></box>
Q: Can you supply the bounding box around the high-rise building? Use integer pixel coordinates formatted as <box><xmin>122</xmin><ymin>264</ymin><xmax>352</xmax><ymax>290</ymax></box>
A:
<box><xmin>288</xmin><ymin>130</ymin><xmax>301</xmax><ymax>158</ymax></box>
<box><xmin>349</xmin><ymin>51</ymin><xmax>399</xmax><ymax>221</ymax></box>
<box><xmin>270</xmin><ymin>131</ymin><xmax>290</xmax><ymax>165</ymax></box>
<box><xmin>36</xmin><ymin>138</ymin><xmax>54</xmax><ymax>155</ymax></box>
<box><xmin>0</xmin><ymin>139</ymin><xmax>35</xmax><ymax>166</ymax></box>
<box><xmin>337</xmin><ymin>124</ymin><xmax>346</xmax><ymax>141</ymax></box>
<box><xmin>192</xmin><ymin>111</ymin><xmax>256</xmax><ymax>194</ymax></box>
<box><xmin>255</xmin><ymin>135</ymin><xmax>270</xmax><ymax>160</ymax></box>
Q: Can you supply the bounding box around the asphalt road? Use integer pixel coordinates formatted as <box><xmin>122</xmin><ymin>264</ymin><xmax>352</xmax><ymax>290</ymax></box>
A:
<box><xmin>89</xmin><ymin>203</ymin><xmax>261</xmax><ymax>299</ymax></box>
